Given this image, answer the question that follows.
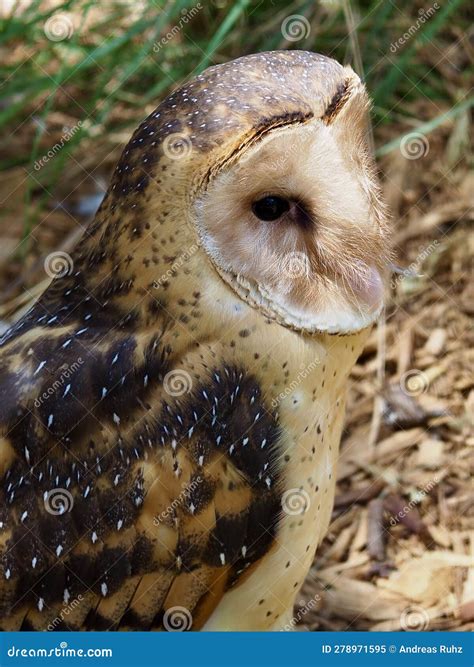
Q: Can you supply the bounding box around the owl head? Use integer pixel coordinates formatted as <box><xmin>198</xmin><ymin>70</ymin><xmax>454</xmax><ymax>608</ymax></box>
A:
<box><xmin>94</xmin><ymin>51</ymin><xmax>391</xmax><ymax>336</ymax></box>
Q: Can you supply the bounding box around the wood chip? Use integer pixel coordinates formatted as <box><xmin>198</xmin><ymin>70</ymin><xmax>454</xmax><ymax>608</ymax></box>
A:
<box><xmin>416</xmin><ymin>438</ymin><xmax>445</xmax><ymax>469</ymax></box>
<box><xmin>423</xmin><ymin>328</ymin><xmax>447</xmax><ymax>356</ymax></box>
<box><xmin>367</xmin><ymin>498</ymin><xmax>386</xmax><ymax>561</ymax></box>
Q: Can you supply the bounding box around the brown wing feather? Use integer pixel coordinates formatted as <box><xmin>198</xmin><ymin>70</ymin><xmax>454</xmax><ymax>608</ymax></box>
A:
<box><xmin>0</xmin><ymin>307</ymin><xmax>283</xmax><ymax>631</ymax></box>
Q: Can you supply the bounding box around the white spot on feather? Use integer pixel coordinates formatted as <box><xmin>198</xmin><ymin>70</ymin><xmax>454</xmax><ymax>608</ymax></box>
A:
<box><xmin>34</xmin><ymin>360</ymin><xmax>46</xmax><ymax>375</ymax></box>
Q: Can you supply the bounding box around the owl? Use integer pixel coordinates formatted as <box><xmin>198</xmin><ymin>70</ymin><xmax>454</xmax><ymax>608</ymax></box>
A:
<box><xmin>0</xmin><ymin>51</ymin><xmax>390</xmax><ymax>631</ymax></box>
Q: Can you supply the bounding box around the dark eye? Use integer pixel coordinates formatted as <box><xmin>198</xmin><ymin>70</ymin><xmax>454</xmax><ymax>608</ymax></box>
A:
<box><xmin>252</xmin><ymin>196</ymin><xmax>290</xmax><ymax>221</ymax></box>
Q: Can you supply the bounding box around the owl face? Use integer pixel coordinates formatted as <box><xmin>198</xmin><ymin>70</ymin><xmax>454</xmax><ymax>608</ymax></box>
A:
<box><xmin>194</xmin><ymin>77</ymin><xmax>390</xmax><ymax>334</ymax></box>
<box><xmin>79</xmin><ymin>51</ymin><xmax>390</xmax><ymax>336</ymax></box>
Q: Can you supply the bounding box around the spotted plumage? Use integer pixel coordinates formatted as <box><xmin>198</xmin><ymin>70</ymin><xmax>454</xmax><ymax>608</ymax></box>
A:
<box><xmin>0</xmin><ymin>51</ymin><xmax>390</xmax><ymax>631</ymax></box>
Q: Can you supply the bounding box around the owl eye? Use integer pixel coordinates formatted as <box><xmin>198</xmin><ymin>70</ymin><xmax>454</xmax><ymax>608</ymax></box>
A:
<box><xmin>252</xmin><ymin>196</ymin><xmax>290</xmax><ymax>221</ymax></box>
